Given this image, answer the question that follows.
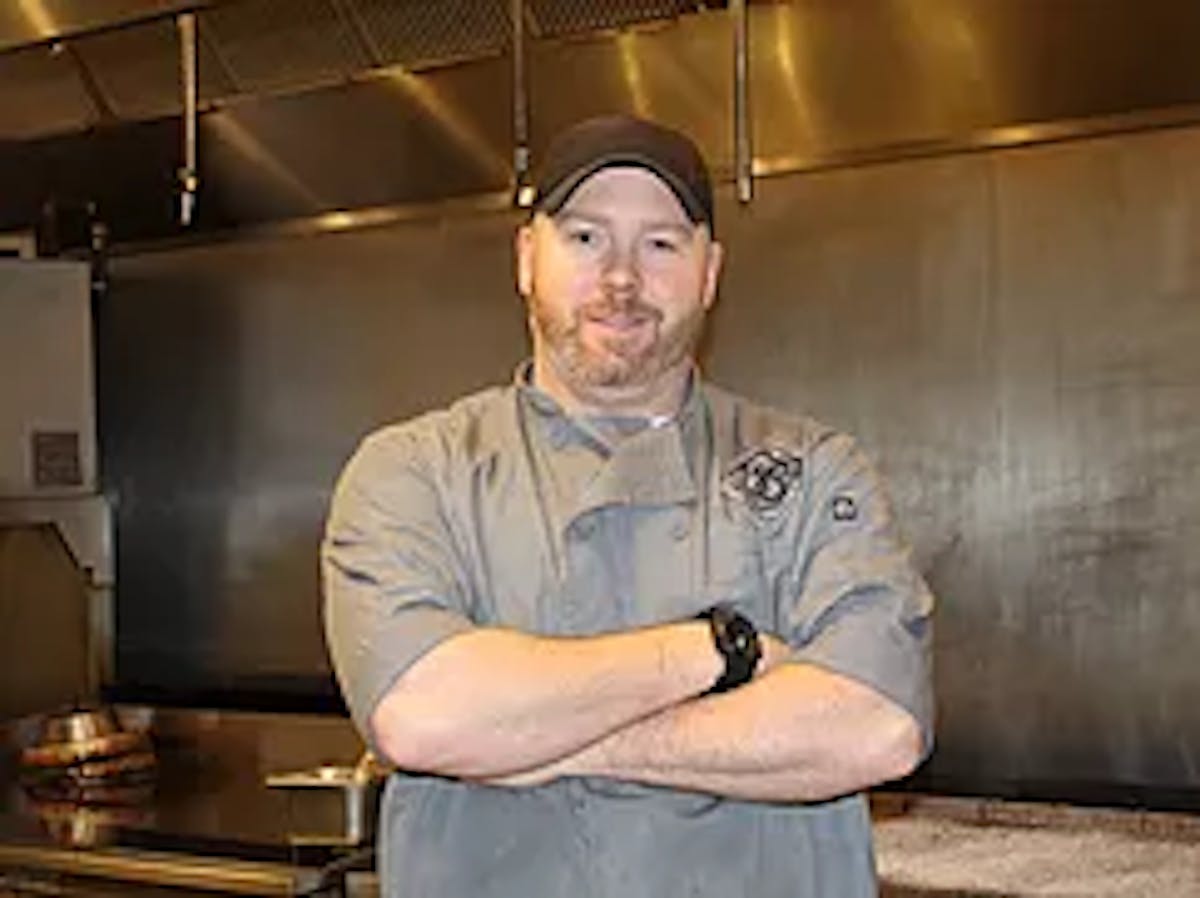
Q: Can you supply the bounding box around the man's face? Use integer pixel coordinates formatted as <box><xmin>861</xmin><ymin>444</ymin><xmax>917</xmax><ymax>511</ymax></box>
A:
<box><xmin>516</xmin><ymin>166</ymin><xmax>722</xmax><ymax>399</ymax></box>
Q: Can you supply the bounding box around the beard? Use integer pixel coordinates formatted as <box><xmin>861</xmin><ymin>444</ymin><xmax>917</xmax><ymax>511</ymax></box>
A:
<box><xmin>530</xmin><ymin>288</ymin><xmax>705</xmax><ymax>391</ymax></box>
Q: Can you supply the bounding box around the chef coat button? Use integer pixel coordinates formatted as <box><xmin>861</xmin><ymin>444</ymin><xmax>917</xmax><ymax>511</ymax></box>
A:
<box><xmin>670</xmin><ymin>514</ymin><xmax>690</xmax><ymax>541</ymax></box>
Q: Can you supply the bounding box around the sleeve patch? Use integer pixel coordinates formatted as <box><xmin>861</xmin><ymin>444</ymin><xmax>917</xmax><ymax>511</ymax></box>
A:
<box><xmin>722</xmin><ymin>446</ymin><xmax>804</xmax><ymax>514</ymax></box>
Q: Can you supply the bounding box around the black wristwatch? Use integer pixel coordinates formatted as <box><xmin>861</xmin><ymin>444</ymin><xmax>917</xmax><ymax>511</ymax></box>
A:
<box><xmin>696</xmin><ymin>604</ymin><xmax>762</xmax><ymax>695</ymax></box>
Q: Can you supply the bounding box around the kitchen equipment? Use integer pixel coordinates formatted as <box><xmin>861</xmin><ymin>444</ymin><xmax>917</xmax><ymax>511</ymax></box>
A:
<box><xmin>0</xmin><ymin>259</ymin><xmax>97</xmax><ymax>500</ymax></box>
<box><xmin>1</xmin><ymin>259</ymin><xmax>115</xmax><ymax>719</ymax></box>
<box><xmin>17</xmin><ymin>793</ymin><xmax>155</xmax><ymax>849</ymax></box>
<box><xmin>265</xmin><ymin>751</ymin><xmax>385</xmax><ymax>846</ymax></box>
<box><xmin>14</xmin><ymin>704</ymin><xmax>157</xmax><ymax>846</ymax></box>
<box><xmin>19</xmin><ymin>706</ymin><xmax>148</xmax><ymax>768</ymax></box>
<box><xmin>1</xmin><ymin>709</ymin><xmax>366</xmax><ymax>892</ymax></box>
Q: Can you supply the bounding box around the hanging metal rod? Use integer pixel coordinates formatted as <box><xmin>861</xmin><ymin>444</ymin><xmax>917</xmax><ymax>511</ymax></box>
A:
<box><xmin>732</xmin><ymin>0</ymin><xmax>752</xmax><ymax>204</ymax></box>
<box><xmin>178</xmin><ymin>11</ymin><xmax>199</xmax><ymax>227</ymax></box>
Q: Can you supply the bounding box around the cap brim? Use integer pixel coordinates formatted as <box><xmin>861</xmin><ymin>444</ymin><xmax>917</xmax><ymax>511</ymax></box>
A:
<box><xmin>535</xmin><ymin>154</ymin><xmax>710</xmax><ymax>227</ymax></box>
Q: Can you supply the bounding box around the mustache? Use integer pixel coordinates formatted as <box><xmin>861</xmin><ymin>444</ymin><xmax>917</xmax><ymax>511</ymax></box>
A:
<box><xmin>579</xmin><ymin>293</ymin><xmax>662</xmax><ymax>323</ymax></box>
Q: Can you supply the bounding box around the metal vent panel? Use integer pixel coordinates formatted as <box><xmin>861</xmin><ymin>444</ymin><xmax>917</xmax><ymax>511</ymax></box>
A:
<box><xmin>528</xmin><ymin>0</ymin><xmax>709</xmax><ymax>38</ymax></box>
<box><xmin>340</xmin><ymin>0</ymin><xmax>511</xmax><ymax>69</ymax></box>
<box><xmin>199</xmin><ymin>0</ymin><xmax>372</xmax><ymax>95</ymax></box>
<box><xmin>72</xmin><ymin>17</ymin><xmax>235</xmax><ymax>122</ymax></box>
<box><xmin>0</xmin><ymin>45</ymin><xmax>95</xmax><ymax>140</ymax></box>
<box><xmin>0</xmin><ymin>0</ymin><xmax>210</xmax><ymax>54</ymax></box>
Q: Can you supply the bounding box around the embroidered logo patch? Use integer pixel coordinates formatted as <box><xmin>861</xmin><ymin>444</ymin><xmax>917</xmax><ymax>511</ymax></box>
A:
<box><xmin>831</xmin><ymin>494</ymin><xmax>858</xmax><ymax>522</ymax></box>
<box><xmin>723</xmin><ymin>447</ymin><xmax>803</xmax><ymax>513</ymax></box>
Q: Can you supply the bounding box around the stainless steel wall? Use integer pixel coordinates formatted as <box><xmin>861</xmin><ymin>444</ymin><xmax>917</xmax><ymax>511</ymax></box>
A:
<box><xmin>711</xmin><ymin>127</ymin><xmax>1200</xmax><ymax>804</ymax></box>
<box><xmin>101</xmin><ymin>120</ymin><xmax>1200</xmax><ymax>806</ymax></box>
<box><xmin>101</xmin><ymin>209</ymin><xmax>528</xmax><ymax>706</ymax></box>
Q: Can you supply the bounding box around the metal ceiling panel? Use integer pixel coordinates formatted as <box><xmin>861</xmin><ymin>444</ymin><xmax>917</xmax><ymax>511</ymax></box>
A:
<box><xmin>196</xmin><ymin>55</ymin><xmax>513</xmax><ymax>222</ymax></box>
<box><xmin>340</xmin><ymin>0</ymin><xmax>511</xmax><ymax>70</ymax></box>
<box><xmin>71</xmin><ymin>16</ymin><xmax>235</xmax><ymax>122</ymax></box>
<box><xmin>0</xmin><ymin>0</ymin><xmax>212</xmax><ymax>54</ymax></box>
<box><xmin>198</xmin><ymin>0</ymin><xmax>371</xmax><ymax>95</ymax></box>
<box><xmin>0</xmin><ymin>44</ymin><xmax>95</xmax><ymax>140</ymax></box>
<box><xmin>0</xmin><ymin>0</ymin><xmax>727</xmax><ymax>142</ymax></box>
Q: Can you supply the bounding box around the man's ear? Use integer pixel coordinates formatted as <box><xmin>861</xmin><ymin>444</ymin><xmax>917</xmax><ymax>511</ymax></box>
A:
<box><xmin>515</xmin><ymin>223</ymin><xmax>535</xmax><ymax>298</ymax></box>
<box><xmin>702</xmin><ymin>239</ymin><xmax>724</xmax><ymax>310</ymax></box>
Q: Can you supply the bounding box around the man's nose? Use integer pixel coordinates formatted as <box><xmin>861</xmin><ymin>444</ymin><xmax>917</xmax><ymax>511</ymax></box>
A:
<box><xmin>601</xmin><ymin>244</ymin><xmax>640</xmax><ymax>294</ymax></box>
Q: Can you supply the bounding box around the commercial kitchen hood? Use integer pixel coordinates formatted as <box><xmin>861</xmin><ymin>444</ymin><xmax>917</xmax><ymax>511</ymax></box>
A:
<box><xmin>5</xmin><ymin>0</ymin><xmax>1200</xmax><ymax>250</ymax></box>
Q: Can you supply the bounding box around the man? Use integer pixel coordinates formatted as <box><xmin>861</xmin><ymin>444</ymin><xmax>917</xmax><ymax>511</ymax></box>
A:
<box><xmin>323</xmin><ymin>115</ymin><xmax>934</xmax><ymax>897</ymax></box>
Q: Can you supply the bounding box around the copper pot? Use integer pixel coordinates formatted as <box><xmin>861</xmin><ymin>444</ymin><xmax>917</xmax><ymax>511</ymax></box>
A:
<box><xmin>19</xmin><ymin>705</ymin><xmax>152</xmax><ymax>769</ymax></box>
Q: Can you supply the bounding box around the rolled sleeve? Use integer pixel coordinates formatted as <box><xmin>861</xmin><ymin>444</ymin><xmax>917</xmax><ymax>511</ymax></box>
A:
<box><xmin>322</xmin><ymin>428</ymin><xmax>476</xmax><ymax>746</ymax></box>
<box><xmin>782</xmin><ymin>434</ymin><xmax>935</xmax><ymax>753</ymax></box>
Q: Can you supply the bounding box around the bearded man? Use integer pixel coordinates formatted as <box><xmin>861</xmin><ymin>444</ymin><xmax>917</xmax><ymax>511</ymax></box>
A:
<box><xmin>323</xmin><ymin>115</ymin><xmax>935</xmax><ymax>898</ymax></box>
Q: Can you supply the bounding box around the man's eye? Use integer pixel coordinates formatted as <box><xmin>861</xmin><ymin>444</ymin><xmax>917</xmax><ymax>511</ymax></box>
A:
<box><xmin>567</xmin><ymin>228</ymin><xmax>598</xmax><ymax>246</ymax></box>
<box><xmin>647</xmin><ymin>236</ymin><xmax>681</xmax><ymax>253</ymax></box>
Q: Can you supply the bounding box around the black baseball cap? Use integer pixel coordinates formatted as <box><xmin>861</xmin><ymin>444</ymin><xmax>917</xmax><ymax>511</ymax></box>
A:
<box><xmin>529</xmin><ymin>115</ymin><xmax>714</xmax><ymax>230</ymax></box>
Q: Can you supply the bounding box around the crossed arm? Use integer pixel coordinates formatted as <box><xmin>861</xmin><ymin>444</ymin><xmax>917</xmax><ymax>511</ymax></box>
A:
<box><xmin>333</xmin><ymin>428</ymin><xmax>930</xmax><ymax>804</ymax></box>
<box><xmin>369</xmin><ymin>621</ymin><xmax>923</xmax><ymax>803</ymax></box>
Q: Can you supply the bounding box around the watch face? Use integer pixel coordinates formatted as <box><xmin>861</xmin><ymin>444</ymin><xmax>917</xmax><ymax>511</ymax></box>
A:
<box><xmin>727</xmin><ymin>619</ymin><xmax>753</xmax><ymax>652</ymax></box>
<box><xmin>723</xmin><ymin>612</ymin><xmax>761</xmax><ymax>685</ymax></box>
<box><xmin>741</xmin><ymin>621</ymin><xmax>763</xmax><ymax>665</ymax></box>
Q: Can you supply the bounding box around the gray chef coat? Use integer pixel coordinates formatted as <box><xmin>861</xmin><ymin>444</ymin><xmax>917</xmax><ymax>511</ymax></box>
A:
<box><xmin>322</xmin><ymin>371</ymin><xmax>934</xmax><ymax>898</ymax></box>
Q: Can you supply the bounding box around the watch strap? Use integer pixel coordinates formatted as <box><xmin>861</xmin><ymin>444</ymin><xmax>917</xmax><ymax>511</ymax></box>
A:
<box><xmin>696</xmin><ymin>604</ymin><xmax>761</xmax><ymax>695</ymax></box>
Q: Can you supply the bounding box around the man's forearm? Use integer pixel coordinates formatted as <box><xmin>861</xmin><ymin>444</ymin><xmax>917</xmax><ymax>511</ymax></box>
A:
<box><xmin>371</xmin><ymin>623</ymin><xmax>721</xmax><ymax>778</ymax></box>
<box><xmin>546</xmin><ymin>664</ymin><xmax>923</xmax><ymax>803</ymax></box>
